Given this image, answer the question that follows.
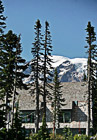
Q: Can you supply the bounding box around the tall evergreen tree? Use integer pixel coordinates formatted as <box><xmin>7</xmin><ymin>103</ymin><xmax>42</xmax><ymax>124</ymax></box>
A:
<box><xmin>85</xmin><ymin>21</ymin><xmax>97</xmax><ymax>135</ymax></box>
<box><xmin>0</xmin><ymin>30</ymin><xmax>28</xmax><ymax>131</ymax></box>
<box><xmin>42</xmin><ymin>21</ymin><xmax>53</xmax><ymax>122</ymax></box>
<box><xmin>8</xmin><ymin>100</ymin><xmax>26</xmax><ymax>140</ymax></box>
<box><xmin>0</xmin><ymin>0</ymin><xmax>6</xmax><ymax>131</ymax></box>
<box><xmin>90</xmin><ymin>44</ymin><xmax>97</xmax><ymax>134</ymax></box>
<box><xmin>31</xmin><ymin>19</ymin><xmax>43</xmax><ymax>132</ymax></box>
<box><xmin>0</xmin><ymin>30</ymin><xmax>18</xmax><ymax>140</ymax></box>
<box><xmin>11</xmin><ymin>34</ymin><xmax>28</xmax><ymax>128</ymax></box>
<box><xmin>37</xmin><ymin>114</ymin><xmax>50</xmax><ymax>140</ymax></box>
<box><xmin>30</xmin><ymin>114</ymin><xmax>50</xmax><ymax>140</ymax></box>
<box><xmin>52</xmin><ymin>68</ymin><xmax>65</xmax><ymax>137</ymax></box>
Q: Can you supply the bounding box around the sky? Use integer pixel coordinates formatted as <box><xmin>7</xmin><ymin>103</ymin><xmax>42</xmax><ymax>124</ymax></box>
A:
<box><xmin>3</xmin><ymin>0</ymin><xmax>97</xmax><ymax>61</ymax></box>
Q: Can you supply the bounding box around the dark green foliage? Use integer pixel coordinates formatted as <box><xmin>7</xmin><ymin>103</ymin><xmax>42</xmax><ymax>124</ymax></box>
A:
<box><xmin>92</xmin><ymin>80</ymin><xmax>97</xmax><ymax>134</ymax></box>
<box><xmin>0</xmin><ymin>128</ymin><xmax>7</xmax><ymax>140</ymax></box>
<box><xmin>0</xmin><ymin>105</ymin><xmax>6</xmax><ymax>128</ymax></box>
<box><xmin>74</xmin><ymin>134</ymin><xmax>89</xmax><ymax>140</ymax></box>
<box><xmin>30</xmin><ymin>115</ymin><xmax>50</xmax><ymax>140</ymax></box>
<box><xmin>50</xmin><ymin>133</ymin><xmax>64</xmax><ymax>140</ymax></box>
<box><xmin>31</xmin><ymin>19</ymin><xmax>43</xmax><ymax>132</ymax></box>
<box><xmin>11</xmin><ymin>33</ymin><xmax>28</xmax><ymax>127</ymax></box>
<box><xmin>42</xmin><ymin>21</ymin><xmax>53</xmax><ymax>122</ymax></box>
<box><xmin>52</xmin><ymin>68</ymin><xmax>65</xmax><ymax>136</ymax></box>
<box><xmin>30</xmin><ymin>133</ymin><xmax>38</xmax><ymax>140</ymax></box>
<box><xmin>85</xmin><ymin>21</ymin><xmax>97</xmax><ymax>135</ymax></box>
<box><xmin>0</xmin><ymin>0</ymin><xmax>6</xmax><ymax>130</ymax></box>
<box><xmin>0</xmin><ymin>29</ymin><xmax>28</xmax><ymax>140</ymax></box>
<box><xmin>8</xmin><ymin>101</ymin><xmax>26</xmax><ymax>140</ymax></box>
<box><xmin>38</xmin><ymin>114</ymin><xmax>50</xmax><ymax>140</ymax></box>
<box><xmin>63</xmin><ymin>126</ymin><xmax>73</xmax><ymax>140</ymax></box>
<box><xmin>0</xmin><ymin>30</ymin><xmax>19</xmax><ymax>100</ymax></box>
<box><xmin>0</xmin><ymin>0</ymin><xmax>6</xmax><ymax>35</ymax></box>
<box><xmin>13</xmin><ymin>34</ymin><xmax>28</xmax><ymax>90</ymax></box>
<box><xmin>0</xmin><ymin>31</ymin><xmax>17</xmax><ymax>129</ymax></box>
<box><xmin>31</xmin><ymin>19</ymin><xmax>53</xmax><ymax>132</ymax></box>
<box><xmin>0</xmin><ymin>30</ymin><xmax>28</xmax><ymax>126</ymax></box>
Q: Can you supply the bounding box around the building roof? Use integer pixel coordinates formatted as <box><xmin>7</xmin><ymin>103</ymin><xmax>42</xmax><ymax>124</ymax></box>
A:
<box><xmin>18</xmin><ymin>82</ymin><xmax>88</xmax><ymax>111</ymax></box>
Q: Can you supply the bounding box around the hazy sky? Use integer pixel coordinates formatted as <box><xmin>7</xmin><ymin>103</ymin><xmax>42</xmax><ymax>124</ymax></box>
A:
<box><xmin>3</xmin><ymin>0</ymin><xmax>97</xmax><ymax>61</ymax></box>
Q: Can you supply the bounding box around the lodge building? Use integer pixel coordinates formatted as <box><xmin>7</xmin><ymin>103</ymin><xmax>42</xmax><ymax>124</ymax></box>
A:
<box><xmin>18</xmin><ymin>82</ymin><xmax>92</xmax><ymax>136</ymax></box>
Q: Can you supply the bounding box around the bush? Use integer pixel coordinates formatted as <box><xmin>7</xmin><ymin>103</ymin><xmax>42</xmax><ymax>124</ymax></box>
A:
<box><xmin>74</xmin><ymin>135</ymin><xmax>79</xmax><ymax>140</ymax></box>
<box><xmin>0</xmin><ymin>128</ymin><xmax>7</xmax><ymax>140</ymax></box>
<box><xmin>30</xmin><ymin>115</ymin><xmax>50</xmax><ymax>140</ymax></box>
<box><xmin>74</xmin><ymin>134</ymin><xmax>89</xmax><ymax>140</ymax></box>
<box><xmin>50</xmin><ymin>133</ymin><xmax>64</xmax><ymax>140</ymax></box>
<box><xmin>63</xmin><ymin>126</ymin><xmax>73</xmax><ymax>140</ymax></box>
<box><xmin>30</xmin><ymin>133</ymin><xmax>38</xmax><ymax>140</ymax></box>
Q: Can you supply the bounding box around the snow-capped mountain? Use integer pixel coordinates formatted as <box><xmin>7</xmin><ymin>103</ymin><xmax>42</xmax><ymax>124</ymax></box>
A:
<box><xmin>24</xmin><ymin>55</ymin><xmax>87</xmax><ymax>83</ymax></box>
<box><xmin>51</xmin><ymin>55</ymin><xmax>87</xmax><ymax>82</ymax></box>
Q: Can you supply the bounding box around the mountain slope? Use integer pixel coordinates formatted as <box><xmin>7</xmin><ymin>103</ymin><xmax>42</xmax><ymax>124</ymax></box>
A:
<box><xmin>24</xmin><ymin>55</ymin><xmax>87</xmax><ymax>83</ymax></box>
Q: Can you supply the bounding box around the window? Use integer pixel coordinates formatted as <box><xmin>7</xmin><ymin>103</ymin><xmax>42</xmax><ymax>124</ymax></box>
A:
<box><xmin>59</xmin><ymin>110</ymin><xmax>71</xmax><ymax>123</ymax></box>
<box><xmin>20</xmin><ymin>111</ymin><xmax>35</xmax><ymax>123</ymax></box>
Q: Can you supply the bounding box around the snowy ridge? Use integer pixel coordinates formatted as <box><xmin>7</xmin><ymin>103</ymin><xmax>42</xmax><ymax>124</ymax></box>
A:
<box><xmin>51</xmin><ymin>56</ymin><xmax>87</xmax><ymax>82</ymax></box>
<box><xmin>51</xmin><ymin>55</ymin><xmax>69</xmax><ymax>68</ymax></box>
<box><xmin>24</xmin><ymin>55</ymin><xmax>87</xmax><ymax>83</ymax></box>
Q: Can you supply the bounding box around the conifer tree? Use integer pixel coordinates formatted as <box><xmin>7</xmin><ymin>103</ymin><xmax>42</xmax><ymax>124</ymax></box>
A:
<box><xmin>31</xmin><ymin>19</ymin><xmax>43</xmax><ymax>132</ymax></box>
<box><xmin>52</xmin><ymin>68</ymin><xmax>65</xmax><ymax>137</ymax></box>
<box><xmin>37</xmin><ymin>114</ymin><xmax>50</xmax><ymax>140</ymax></box>
<box><xmin>0</xmin><ymin>0</ymin><xmax>6</xmax><ymax>131</ymax></box>
<box><xmin>30</xmin><ymin>115</ymin><xmax>50</xmax><ymax>140</ymax></box>
<box><xmin>42</xmin><ymin>21</ymin><xmax>53</xmax><ymax>122</ymax></box>
<box><xmin>8</xmin><ymin>101</ymin><xmax>25</xmax><ymax>140</ymax></box>
<box><xmin>91</xmin><ymin>45</ymin><xmax>97</xmax><ymax>134</ymax></box>
<box><xmin>0</xmin><ymin>30</ymin><xmax>28</xmax><ymax>131</ymax></box>
<box><xmin>85</xmin><ymin>21</ymin><xmax>97</xmax><ymax>135</ymax></box>
<box><xmin>1</xmin><ymin>31</ymin><xmax>19</xmax><ymax>125</ymax></box>
<box><xmin>11</xmin><ymin>34</ymin><xmax>28</xmax><ymax>128</ymax></box>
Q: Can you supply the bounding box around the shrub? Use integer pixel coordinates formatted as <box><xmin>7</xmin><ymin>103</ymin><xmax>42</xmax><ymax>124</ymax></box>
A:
<box><xmin>74</xmin><ymin>134</ymin><xmax>89</xmax><ymax>140</ymax></box>
<box><xmin>0</xmin><ymin>128</ymin><xmax>7</xmax><ymax>140</ymax></box>
<box><xmin>30</xmin><ymin>115</ymin><xmax>50</xmax><ymax>140</ymax></box>
<box><xmin>63</xmin><ymin>126</ymin><xmax>73</xmax><ymax>140</ymax></box>
<box><xmin>30</xmin><ymin>133</ymin><xmax>38</xmax><ymax>140</ymax></box>
<box><xmin>74</xmin><ymin>135</ymin><xmax>79</xmax><ymax>140</ymax></box>
<box><xmin>50</xmin><ymin>133</ymin><xmax>64</xmax><ymax>140</ymax></box>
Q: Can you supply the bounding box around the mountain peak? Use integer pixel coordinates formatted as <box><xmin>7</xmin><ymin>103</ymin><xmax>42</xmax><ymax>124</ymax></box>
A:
<box><xmin>24</xmin><ymin>55</ymin><xmax>87</xmax><ymax>83</ymax></box>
